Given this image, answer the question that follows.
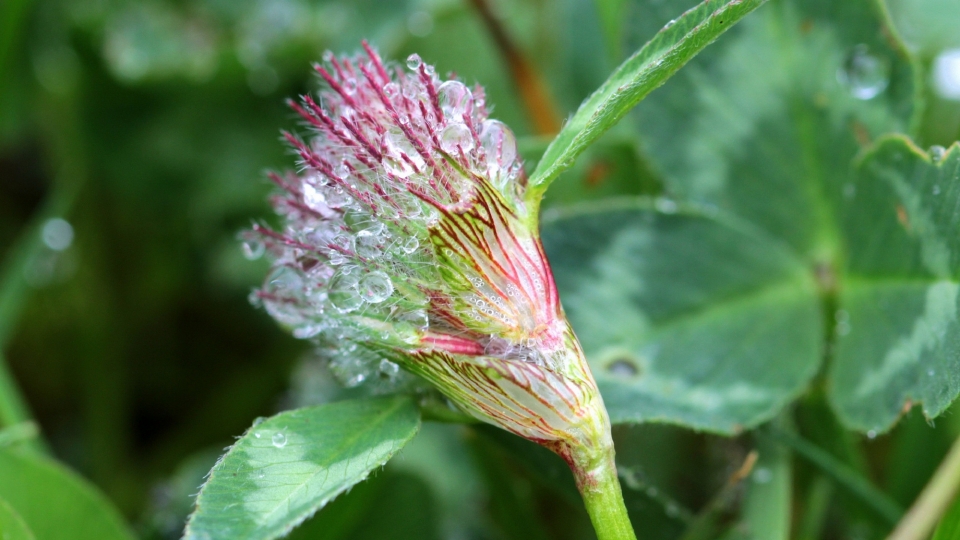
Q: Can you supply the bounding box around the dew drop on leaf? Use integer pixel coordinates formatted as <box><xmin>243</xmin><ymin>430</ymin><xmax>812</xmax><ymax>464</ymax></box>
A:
<box><xmin>929</xmin><ymin>145</ymin><xmax>946</xmax><ymax>163</ymax></box>
<box><xmin>607</xmin><ymin>358</ymin><xmax>639</xmax><ymax>377</ymax></box>
<box><xmin>838</xmin><ymin>44</ymin><xmax>889</xmax><ymax>100</ymax></box>
<box><xmin>272</xmin><ymin>432</ymin><xmax>287</xmax><ymax>448</ymax></box>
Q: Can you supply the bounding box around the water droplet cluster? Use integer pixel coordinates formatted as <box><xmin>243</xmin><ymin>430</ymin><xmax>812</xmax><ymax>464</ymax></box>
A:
<box><xmin>245</xmin><ymin>43</ymin><xmax>555</xmax><ymax>388</ymax></box>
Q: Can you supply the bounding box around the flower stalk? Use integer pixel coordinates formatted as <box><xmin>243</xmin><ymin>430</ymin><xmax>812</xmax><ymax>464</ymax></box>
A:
<box><xmin>248</xmin><ymin>42</ymin><xmax>636</xmax><ymax>539</ymax></box>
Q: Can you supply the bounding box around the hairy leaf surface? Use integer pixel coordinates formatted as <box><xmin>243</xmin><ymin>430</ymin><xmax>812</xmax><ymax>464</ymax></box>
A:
<box><xmin>185</xmin><ymin>396</ymin><xmax>420</xmax><ymax>540</ymax></box>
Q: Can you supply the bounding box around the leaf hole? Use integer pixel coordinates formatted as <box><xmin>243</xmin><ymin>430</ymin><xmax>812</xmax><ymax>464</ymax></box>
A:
<box><xmin>606</xmin><ymin>358</ymin><xmax>640</xmax><ymax>378</ymax></box>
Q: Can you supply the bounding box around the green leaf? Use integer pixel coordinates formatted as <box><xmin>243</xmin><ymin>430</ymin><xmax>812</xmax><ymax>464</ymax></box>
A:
<box><xmin>185</xmin><ymin>395</ymin><xmax>421</xmax><ymax>540</ymax></box>
<box><xmin>527</xmin><ymin>0</ymin><xmax>769</xmax><ymax>198</ymax></box>
<box><xmin>631</xmin><ymin>0</ymin><xmax>918</xmax><ymax>260</ymax></box>
<box><xmin>831</xmin><ymin>137</ymin><xmax>960</xmax><ymax>432</ymax></box>
<box><xmin>541</xmin><ymin>198</ymin><xmax>821</xmax><ymax>433</ymax></box>
<box><xmin>0</xmin><ymin>448</ymin><xmax>135</xmax><ymax>540</ymax></box>
<box><xmin>0</xmin><ymin>497</ymin><xmax>34</xmax><ymax>540</ymax></box>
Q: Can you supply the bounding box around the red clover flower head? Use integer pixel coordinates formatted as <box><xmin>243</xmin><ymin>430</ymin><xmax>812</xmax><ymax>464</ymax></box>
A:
<box><xmin>247</xmin><ymin>42</ymin><xmax>610</xmax><ymax>470</ymax></box>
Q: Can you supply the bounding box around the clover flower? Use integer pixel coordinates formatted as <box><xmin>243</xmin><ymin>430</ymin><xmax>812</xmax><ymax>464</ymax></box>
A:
<box><xmin>245</xmin><ymin>42</ymin><xmax>613</xmax><ymax>483</ymax></box>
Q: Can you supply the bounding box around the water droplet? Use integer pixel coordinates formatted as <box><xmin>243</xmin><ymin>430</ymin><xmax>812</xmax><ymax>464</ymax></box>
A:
<box><xmin>479</xmin><ymin>119</ymin><xmax>517</xmax><ymax>185</ymax></box>
<box><xmin>655</xmin><ymin>198</ymin><xmax>678</xmax><ymax>214</ymax></box>
<box><xmin>835</xmin><ymin>309</ymin><xmax>850</xmax><ymax>324</ymax></box>
<box><xmin>753</xmin><ymin>467</ymin><xmax>773</xmax><ymax>484</ymax></box>
<box><xmin>866</xmin><ymin>429</ymin><xmax>878</xmax><ymax>439</ymax></box>
<box><xmin>933</xmin><ymin>184</ymin><xmax>942</xmax><ymax>196</ymax></box>
<box><xmin>355</xmin><ymin>231</ymin><xmax>382</xmax><ymax>259</ymax></box>
<box><xmin>252</xmin><ymin>416</ymin><xmax>266</xmax><ymax>426</ymax></box>
<box><xmin>272</xmin><ymin>432</ymin><xmax>287</xmax><ymax>448</ymax></box>
<box><xmin>328</xmin><ymin>268</ymin><xmax>363</xmax><ymax>312</ymax></box>
<box><xmin>359</xmin><ymin>271</ymin><xmax>393</xmax><ymax>303</ymax></box>
<box><xmin>342</xmin><ymin>77</ymin><xmax>358</xmax><ymax>94</ymax></box>
<box><xmin>930</xmin><ymin>145</ymin><xmax>946</xmax><ymax>163</ymax></box>
<box><xmin>379</xmin><ymin>359</ymin><xmax>400</xmax><ymax>376</ymax></box>
<box><xmin>242</xmin><ymin>239</ymin><xmax>265</xmax><ymax>260</ymax></box>
<box><xmin>440</xmin><ymin>123</ymin><xmax>474</xmax><ymax>154</ymax></box>
<box><xmin>322</xmin><ymin>50</ymin><xmax>334</xmax><ymax>63</ymax></box>
<box><xmin>383</xmin><ymin>82</ymin><xmax>400</xmax><ymax>99</ymax></box>
<box><xmin>256</xmin><ymin>470</ymin><xmax>266</xmax><ymax>479</ymax></box>
<box><xmin>406</xmin><ymin>54</ymin><xmax>422</xmax><ymax>71</ymax></box>
<box><xmin>836</xmin><ymin>321</ymin><xmax>851</xmax><ymax>336</ymax></box>
<box><xmin>266</xmin><ymin>266</ymin><xmax>304</xmax><ymax>297</ymax></box>
<box><xmin>843</xmin><ymin>183</ymin><xmax>856</xmax><ymax>199</ymax></box>
<box><xmin>665</xmin><ymin>503</ymin><xmax>680</xmax><ymax>518</ymax></box>
<box><xmin>382</xmin><ymin>127</ymin><xmax>425</xmax><ymax>178</ymax></box>
<box><xmin>932</xmin><ymin>48</ymin><xmax>960</xmax><ymax>100</ymax></box>
<box><xmin>399</xmin><ymin>309</ymin><xmax>428</xmax><ymax>329</ymax></box>
<box><xmin>645</xmin><ymin>486</ymin><xmax>658</xmax><ymax>497</ymax></box>
<box><xmin>437</xmin><ymin>80</ymin><xmax>472</xmax><ymax>120</ymax></box>
<box><xmin>838</xmin><ymin>45</ymin><xmax>890</xmax><ymax>100</ymax></box>
<box><xmin>41</xmin><ymin>218</ymin><xmax>74</xmax><ymax>252</ymax></box>
<box><xmin>254</xmin><ymin>431</ymin><xmax>262</xmax><ymax>439</ymax></box>
<box><xmin>928</xmin><ymin>369</ymin><xmax>936</xmax><ymax>376</ymax></box>
<box><xmin>401</xmin><ymin>236</ymin><xmax>419</xmax><ymax>254</ymax></box>
<box><xmin>302</xmin><ymin>182</ymin><xmax>326</xmax><ymax>211</ymax></box>
<box><xmin>607</xmin><ymin>358</ymin><xmax>639</xmax><ymax>377</ymax></box>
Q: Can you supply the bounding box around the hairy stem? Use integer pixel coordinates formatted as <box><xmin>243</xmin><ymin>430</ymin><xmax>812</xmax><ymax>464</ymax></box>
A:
<box><xmin>570</xmin><ymin>440</ymin><xmax>638</xmax><ymax>540</ymax></box>
<box><xmin>888</xmin><ymin>432</ymin><xmax>960</xmax><ymax>540</ymax></box>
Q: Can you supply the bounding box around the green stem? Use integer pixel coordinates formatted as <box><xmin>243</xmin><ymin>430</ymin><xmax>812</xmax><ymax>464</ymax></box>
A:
<box><xmin>572</xmin><ymin>443</ymin><xmax>638</xmax><ymax>540</ymax></box>
<box><xmin>888</xmin><ymin>433</ymin><xmax>960</xmax><ymax>540</ymax></box>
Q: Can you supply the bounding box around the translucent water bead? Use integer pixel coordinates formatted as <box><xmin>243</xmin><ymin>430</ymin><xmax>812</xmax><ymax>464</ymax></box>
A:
<box><xmin>359</xmin><ymin>271</ymin><xmax>393</xmax><ymax>303</ymax></box>
<box><xmin>437</xmin><ymin>81</ymin><xmax>472</xmax><ymax>120</ymax></box>
<box><xmin>382</xmin><ymin>127</ymin><xmax>425</xmax><ymax>178</ymax></box>
<box><xmin>440</xmin><ymin>123</ymin><xmax>474</xmax><ymax>154</ymax></box>
<box><xmin>479</xmin><ymin>119</ymin><xmax>517</xmax><ymax>186</ymax></box>
<box><xmin>328</xmin><ymin>267</ymin><xmax>363</xmax><ymax>312</ymax></box>
<box><xmin>838</xmin><ymin>44</ymin><xmax>889</xmax><ymax>100</ymax></box>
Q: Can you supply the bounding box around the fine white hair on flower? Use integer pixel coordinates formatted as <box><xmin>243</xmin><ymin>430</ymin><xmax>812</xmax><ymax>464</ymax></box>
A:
<box><xmin>243</xmin><ymin>41</ymin><xmax>574</xmax><ymax>392</ymax></box>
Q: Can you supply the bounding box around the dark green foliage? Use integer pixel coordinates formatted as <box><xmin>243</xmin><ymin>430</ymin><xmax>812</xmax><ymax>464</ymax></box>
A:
<box><xmin>1</xmin><ymin>0</ymin><xmax>960</xmax><ymax>538</ymax></box>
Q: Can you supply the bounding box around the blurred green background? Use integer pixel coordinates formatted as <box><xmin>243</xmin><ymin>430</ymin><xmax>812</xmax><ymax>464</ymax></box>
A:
<box><xmin>3</xmin><ymin>0</ymin><xmax>960</xmax><ymax>539</ymax></box>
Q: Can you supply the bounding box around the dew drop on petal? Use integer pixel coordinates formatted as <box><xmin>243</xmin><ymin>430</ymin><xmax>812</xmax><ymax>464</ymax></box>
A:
<box><xmin>242</xmin><ymin>239</ymin><xmax>265</xmax><ymax>260</ymax></box>
<box><xmin>271</xmin><ymin>432</ymin><xmax>287</xmax><ymax>448</ymax></box>
<box><xmin>302</xmin><ymin>182</ymin><xmax>326</xmax><ymax>211</ymax></box>
<box><xmin>266</xmin><ymin>266</ymin><xmax>304</xmax><ymax>296</ymax></box>
<box><xmin>359</xmin><ymin>271</ymin><xmax>393</xmax><ymax>303</ymax></box>
<box><xmin>328</xmin><ymin>268</ymin><xmax>363</xmax><ymax>312</ymax></box>
<box><xmin>437</xmin><ymin>80</ymin><xmax>472</xmax><ymax>120</ymax></box>
<box><xmin>479</xmin><ymin>119</ymin><xmax>517</xmax><ymax>171</ymax></box>
<box><xmin>342</xmin><ymin>77</ymin><xmax>358</xmax><ymax>94</ymax></box>
<box><xmin>406</xmin><ymin>53</ymin><xmax>422</xmax><ymax>71</ymax></box>
<box><xmin>838</xmin><ymin>45</ymin><xmax>889</xmax><ymax>100</ymax></box>
<box><xmin>355</xmin><ymin>231</ymin><xmax>382</xmax><ymax>258</ymax></box>
<box><xmin>383</xmin><ymin>82</ymin><xmax>400</xmax><ymax>99</ymax></box>
<box><xmin>440</xmin><ymin>123</ymin><xmax>474</xmax><ymax>154</ymax></box>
